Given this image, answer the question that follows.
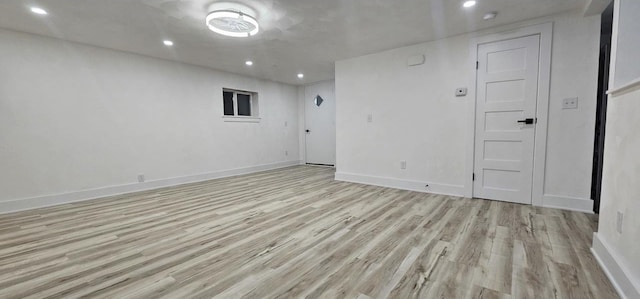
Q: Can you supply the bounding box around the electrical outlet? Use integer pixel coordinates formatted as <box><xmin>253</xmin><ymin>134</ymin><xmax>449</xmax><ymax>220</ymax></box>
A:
<box><xmin>138</xmin><ymin>174</ymin><xmax>145</xmax><ymax>183</ymax></box>
<box><xmin>367</xmin><ymin>114</ymin><xmax>373</xmax><ymax>123</ymax></box>
<box><xmin>400</xmin><ymin>161</ymin><xmax>407</xmax><ymax>170</ymax></box>
<box><xmin>616</xmin><ymin>211</ymin><xmax>624</xmax><ymax>234</ymax></box>
<box><xmin>562</xmin><ymin>97</ymin><xmax>578</xmax><ymax>109</ymax></box>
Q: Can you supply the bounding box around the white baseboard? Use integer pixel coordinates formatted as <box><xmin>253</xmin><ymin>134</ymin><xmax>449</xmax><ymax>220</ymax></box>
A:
<box><xmin>542</xmin><ymin>194</ymin><xmax>594</xmax><ymax>213</ymax></box>
<box><xmin>592</xmin><ymin>233</ymin><xmax>640</xmax><ymax>299</ymax></box>
<box><xmin>0</xmin><ymin>160</ymin><xmax>301</xmax><ymax>214</ymax></box>
<box><xmin>334</xmin><ymin>172</ymin><xmax>466</xmax><ymax>197</ymax></box>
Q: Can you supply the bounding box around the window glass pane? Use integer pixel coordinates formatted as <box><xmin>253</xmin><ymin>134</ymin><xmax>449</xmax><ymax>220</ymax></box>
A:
<box><xmin>237</xmin><ymin>94</ymin><xmax>251</xmax><ymax>116</ymax></box>
<box><xmin>223</xmin><ymin>91</ymin><xmax>234</xmax><ymax>116</ymax></box>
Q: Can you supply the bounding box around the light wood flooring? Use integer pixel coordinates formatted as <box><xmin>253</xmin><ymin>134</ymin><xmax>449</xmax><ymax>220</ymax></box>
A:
<box><xmin>0</xmin><ymin>166</ymin><xmax>618</xmax><ymax>298</ymax></box>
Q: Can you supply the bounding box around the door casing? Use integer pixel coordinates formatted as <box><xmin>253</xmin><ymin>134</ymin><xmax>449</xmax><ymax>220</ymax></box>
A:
<box><xmin>465</xmin><ymin>22</ymin><xmax>553</xmax><ymax>207</ymax></box>
<box><xmin>303</xmin><ymin>81</ymin><xmax>336</xmax><ymax>166</ymax></box>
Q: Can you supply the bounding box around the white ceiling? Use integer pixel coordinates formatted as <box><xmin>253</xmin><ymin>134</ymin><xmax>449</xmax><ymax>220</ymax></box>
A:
<box><xmin>0</xmin><ymin>0</ymin><xmax>591</xmax><ymax>85</ymax></box>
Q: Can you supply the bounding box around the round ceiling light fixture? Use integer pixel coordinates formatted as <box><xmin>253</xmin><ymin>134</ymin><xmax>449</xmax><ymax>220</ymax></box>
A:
<box><xmin>463</xmin><ymin>1</ymin><xmax>476</xmax><ymax>8</ymax></box>
<box><xmin>206</xmin><ymin>10</ymin><xmax>259</xmax><ymax>38</ymax></box>
<box><xmin>30</xmin><ymin>7</ymin><xmax>48</xmax><ymax>15</ymax></box>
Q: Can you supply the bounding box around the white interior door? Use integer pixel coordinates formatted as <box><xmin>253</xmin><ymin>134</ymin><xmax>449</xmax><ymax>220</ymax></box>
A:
<box><xmin>473</xmin><ymin>35</ymin><xmax>540</xmax><ymax>204</ymax></box>
<box><xmin>304</xmin><ymin>81</ymin><xmax>336</xmax><ymax>166</ymax></box>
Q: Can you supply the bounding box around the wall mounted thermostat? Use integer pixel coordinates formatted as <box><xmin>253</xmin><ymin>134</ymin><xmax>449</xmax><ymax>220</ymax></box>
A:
<box><xmin>455</xmin><ymin>88</ymin><xmax>468</xmax><ymax>97</ymax></box>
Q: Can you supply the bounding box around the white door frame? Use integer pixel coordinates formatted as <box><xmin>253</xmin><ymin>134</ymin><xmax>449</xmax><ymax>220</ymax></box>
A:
<box><xmin>301</xmin><ymin>80</ymin><xmax>336</xmax><ymax>166</ymax></box>
<box><xmin>465</xmin><ymin>22</ymin><xmax>553</xmax><ymax>207</ymax></box>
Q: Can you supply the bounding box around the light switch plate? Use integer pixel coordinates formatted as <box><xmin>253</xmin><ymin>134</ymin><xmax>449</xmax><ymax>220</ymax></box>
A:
<box><xmin>562</xmin><ymin>97</ymin><xmax>578</xmax><ymax>109</ymax></box>
<box><xmin>455</xmin><ymin>88</ymin><xmax>467</xmax><ymax>97</ymax></box>
<box><xmin>367</xmin><ymin>114</ymin><xmax>373</xmax><ymax>123</ymax></box>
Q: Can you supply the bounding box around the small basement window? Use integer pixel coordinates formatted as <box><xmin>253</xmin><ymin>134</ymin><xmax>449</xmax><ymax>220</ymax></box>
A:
<box><xmin>222</xmin><ymin>89</ymin><xmax>260</xmax><ymax>122</ymax></box>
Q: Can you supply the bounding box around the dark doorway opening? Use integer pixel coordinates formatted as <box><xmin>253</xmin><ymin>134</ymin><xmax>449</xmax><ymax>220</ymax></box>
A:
<box><xmin>591</xmin><ymin>2</ymin><xmax>614</xmax><ymax>214</ymax></box>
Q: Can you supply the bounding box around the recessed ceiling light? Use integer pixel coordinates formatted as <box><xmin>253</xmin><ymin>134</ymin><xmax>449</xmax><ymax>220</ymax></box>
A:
<box><xmin>483</xmin><ymin>12</ymin><xmax>498</xmax><ymax>20</ymax></box>
<box><xmin>206</xmin><ymin>10</ymin><xmax>259</xmax><ymax>38</ymax></box>
<box><xmin>297</xmin><ymin>73</ymin><xmax>304</xmax><ymax>79</ymax></box>
<box><xmin>245</xmin><ymin>60</ymin><xmax>253</xmax><ymax>66</ymax></box>
<box><xmin>163</xmin><ymin>40</ymin><xmax>174</xmax><ymax>46</ymax></box>
<box><xmin>463</xmin><ymin>1</ymin><xmax>476</xmax><ymax>8</ymax></box>
<box><xmin>30</xmin><ymin>7</ymin><xmax>48</xmax><ymax>15</ymax></box>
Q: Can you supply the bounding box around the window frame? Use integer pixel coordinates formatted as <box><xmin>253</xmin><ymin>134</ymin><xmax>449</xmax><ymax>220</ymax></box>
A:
<box><xmin>222</xmin><ymin>88</ymin><xmax>260</xmax><ymax>122</ymax></box>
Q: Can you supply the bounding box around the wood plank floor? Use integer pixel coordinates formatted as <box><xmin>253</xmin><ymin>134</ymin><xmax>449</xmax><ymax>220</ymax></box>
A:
<box><xmin>0</xmin><ymin>166</ymin><xmax>618</xmax><ymax>298</ymax></box>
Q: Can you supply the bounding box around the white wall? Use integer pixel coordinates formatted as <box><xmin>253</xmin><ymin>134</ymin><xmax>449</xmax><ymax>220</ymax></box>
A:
<box><xmin>611</xmin><ymin>0</ymin><xmax>640</xmax><ymax>89</ymax></box>
<box><xmin>592</xmin><ymin>1</ymin><xmax>640</xmax><ymax>297</ymax></box>
<box><xmin>594</xmin><ymin>88</ymin><xmax>640</xmax><ymax>298</ymax></box>
<box><xmin>335</xmin><ymin>11</ymin><xmax>601</xmax><ymax>208</ymax></box>
<box><xmin>0</xmin><ymin>29</ymin><xmax>300</xmax><ymax>212</ymax></box>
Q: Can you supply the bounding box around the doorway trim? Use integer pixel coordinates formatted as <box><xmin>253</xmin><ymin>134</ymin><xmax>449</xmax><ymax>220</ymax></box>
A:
<box><xmin>301</xmin><ymin>80</ymin><xmax>337</xmax><ymax>167</ymax></box>
<box><xmin>465</xmin><ymin>22</ymin><xmax>553</xmax><ymax>207</ymax></box>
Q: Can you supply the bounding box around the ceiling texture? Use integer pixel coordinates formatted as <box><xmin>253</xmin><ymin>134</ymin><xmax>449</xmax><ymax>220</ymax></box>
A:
<box><xmin>0</xmin><ymin>0</ymin><xmax>593</xmax><ymax>85</ymax></box>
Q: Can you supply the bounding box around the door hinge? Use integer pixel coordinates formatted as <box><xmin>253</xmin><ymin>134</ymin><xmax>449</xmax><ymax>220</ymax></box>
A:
<box><xmin>472</xmin><ymin>173</ymin><xmax>475</xmax><ymax>181</ymax></box>
<box><xmin>476</xmin><ymin>61</ymin><xmax>479</xmax><ymax>70</ymax></box>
